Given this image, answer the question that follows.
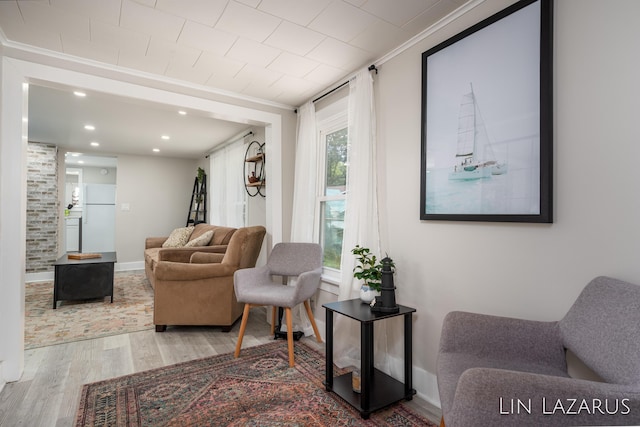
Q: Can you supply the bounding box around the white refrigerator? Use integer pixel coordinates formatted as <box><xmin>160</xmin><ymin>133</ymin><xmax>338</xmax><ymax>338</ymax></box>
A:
<box><xmin>82</xmin><ymin>184</ymin><xmax>116</xmax><ymax>253</ymax></box>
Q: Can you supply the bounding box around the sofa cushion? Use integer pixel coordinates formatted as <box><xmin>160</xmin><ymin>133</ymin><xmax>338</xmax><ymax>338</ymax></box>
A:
<box><xmin>162</xmin><ymin>226</ymin><xmax>194</xmax><ymax>248</ymax></box>
<box><xmin>145</xmin><ymin>247</ymin><xmax>161</xmax><ymax>271</ymax></box>
<box><xmin>184</xmin><ymin>230</ymin><xmax>214</xmax><ymax>247</ymax></box>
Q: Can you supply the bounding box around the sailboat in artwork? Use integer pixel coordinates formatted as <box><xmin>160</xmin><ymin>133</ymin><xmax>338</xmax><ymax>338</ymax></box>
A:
<box><xmin>449</xmin><ymin>83</ymin><xmax>507</xmax><ymax>180</ymax></box>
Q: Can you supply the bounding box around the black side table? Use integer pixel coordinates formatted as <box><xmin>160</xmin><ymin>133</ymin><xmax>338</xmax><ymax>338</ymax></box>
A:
<box><xmin>323</xmin><ymin>299</ymin><xmax>416</xmax><ymax>419</ymax></box>
<box><xmin>53</xmin><ymin>252</ymin><xmax>117</xmax><ymax>309</ymax></box>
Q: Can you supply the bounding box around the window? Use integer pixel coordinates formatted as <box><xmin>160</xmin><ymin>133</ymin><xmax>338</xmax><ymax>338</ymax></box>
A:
<box><xmin>316</xmin><ymin>104</ymin><xmax>348</xmax><ymax>276</ymax></box>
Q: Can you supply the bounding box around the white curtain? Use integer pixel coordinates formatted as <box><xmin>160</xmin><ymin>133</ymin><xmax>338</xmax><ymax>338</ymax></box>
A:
<box><xmin>333</xmin><ymin>67</ymin><xmax>388</xmax><ymax>370</ymax></box>
<box><xmin>288</xmin><ymin>101</ymin><xmax>318</xmax><ymax>335</ymax></box>
<box><xmin>290</xmin><ymin>101</ymin><xmax>318</xmax><ymax>242</ymax></box>
<box><xmin>210</xmin><ymin>140</ymin><xmax>246</xmax><ymax>227</ymax></box>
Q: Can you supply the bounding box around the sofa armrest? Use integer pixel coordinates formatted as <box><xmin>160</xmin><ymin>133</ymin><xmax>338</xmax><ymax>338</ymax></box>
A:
<box><xmin>145</xmin><ymin>237</ymin><xmax>167</xmax><ymax>249</ymax></box>
<box><xmin>449</xmin><ymin>367</ymin><xmax>640</xmax><ymax>427</ymax></box>
<box><xmin>190</xmin><ymin>252</ymin><xmax>224</xmax><ymax>264</ymax></box>
<box><xmin>439</xmin><ymin>311</ymin><xmax>565</xmax><ymax>367</ymax></box>
<box><xmin>158</xmin><ymin>245</ymin><xmax>228</xmax><ymax>263</ymax></box>
<box><xmin>154</xmin><ymin>260</ymin><xmax>236</xmax><ymax>281</ymax></box>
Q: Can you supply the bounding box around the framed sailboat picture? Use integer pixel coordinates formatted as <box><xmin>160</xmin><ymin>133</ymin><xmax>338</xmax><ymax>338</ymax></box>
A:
<box><xmin>420</xmin><ymin>0</ymin><xmax>553</xmax><ymax>222</ymax></box>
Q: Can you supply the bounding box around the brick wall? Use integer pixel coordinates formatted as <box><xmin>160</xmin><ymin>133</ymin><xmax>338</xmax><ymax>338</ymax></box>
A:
<box><xmin>26</xmin><ymin>142</ymin><xmax>58</xmax><ymax>273</ymax></box>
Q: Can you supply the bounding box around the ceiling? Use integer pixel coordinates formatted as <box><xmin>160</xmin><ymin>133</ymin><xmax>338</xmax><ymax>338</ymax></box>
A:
<box><xmin>0</xmin><ymin>0</ymin><xmax>471</xmax><ymax>161</ymax></box>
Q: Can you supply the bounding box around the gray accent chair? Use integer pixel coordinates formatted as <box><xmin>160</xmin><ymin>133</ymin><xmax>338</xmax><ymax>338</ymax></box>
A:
<box><xmin>437</xmin><ymin>276</ymin><xmax>640</xmax><ymax>427</ymax></box>
<box><xmin>234</xmin><ymin>242</ymin><xmax>323</xmax><ymax>367</ymax></box>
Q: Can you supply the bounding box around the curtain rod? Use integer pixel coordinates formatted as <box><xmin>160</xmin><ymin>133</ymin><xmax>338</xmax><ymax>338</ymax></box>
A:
<box><xmin>295</xmin><ymin>64</ymin><xmax>377</xmax><ymax>113</ymax></box>
<box><xmin>205</xmin><ymin>131</ymin><xmax>253</xmax><ymax>158</ymax></box>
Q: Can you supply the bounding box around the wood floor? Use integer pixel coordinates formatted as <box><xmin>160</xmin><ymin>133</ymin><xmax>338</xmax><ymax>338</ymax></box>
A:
<box><xmin>0</xmin><ymin>306</ymin><xmax>440</xmax><ymax>426</ymax></box>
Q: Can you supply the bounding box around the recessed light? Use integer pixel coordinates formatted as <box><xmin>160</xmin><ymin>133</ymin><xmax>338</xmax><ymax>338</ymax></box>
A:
<box><xmin>153</xmin><ymin>148</ymin><xmax>160</xmax><ymax>152</ymax></box>
<box><xmin>90</xmin><ymin>142</ymin><xmax>100</xmax><ymax>147</ymax></box>
<box><xmin>178</xmin><ymin>110</ymin><xmax>187</xmax><ymax>115</ymax></box>
<box><xmin>84</xmin><ymin>124</ymin><xmax>95</xmax><ymax>131</ymax></box>
<box><xmin>74</xmin><ymin>91</ymin><xmax>86</xmax><ymax>97</ymax></box>
<box><xmin>161</xmin><ymin>135</ymin><xmax>170</xmax><ymax>140</ymax></box>
<box><xmin>78</xmin><ymin>160</ymin><xmax>85</xmax><ymax>164</ymax></box>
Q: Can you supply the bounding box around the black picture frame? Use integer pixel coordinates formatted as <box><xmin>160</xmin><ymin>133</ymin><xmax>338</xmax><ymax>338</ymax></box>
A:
<box><xmin>420</xmin><ymin>0</ymin><xmax>553</xmax><ymax>222</ymax></box>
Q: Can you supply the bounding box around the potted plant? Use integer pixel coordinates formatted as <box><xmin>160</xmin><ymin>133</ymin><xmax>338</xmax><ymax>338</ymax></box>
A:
<box><xmin>352</xmin><ymin>245</ymin><xmax>394</xmax><ymax>303</ymax></box>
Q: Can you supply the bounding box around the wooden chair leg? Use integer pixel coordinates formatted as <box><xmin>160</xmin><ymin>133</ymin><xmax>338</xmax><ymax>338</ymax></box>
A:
<box><xmin>285</xmin><ymin>307</ymin><xmax>295</xmax><ymax>367</ymax></box>
<box><xmin>271</xmin><ymin>306</ymin><xmax>277</xmax><ymax>335</ymax></box>
<box><xmin>234</xmin><ymin>304</ymin><xmax>251</xmax><ymax>358</ymax></box>
<box><xmin>303</xmin><ymin>300</ymin><xmax>322</xmax><ymax>343</ymax></box>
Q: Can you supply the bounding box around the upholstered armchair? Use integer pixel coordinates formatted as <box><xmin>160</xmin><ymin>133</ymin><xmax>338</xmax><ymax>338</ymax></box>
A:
<box><xmin>437</xmin><ymin>276</ymin><xmax>640</xmax><ymax>427</ymax></box>
<box><xmin>152</xmin><ymin>225</ymin><xmax>266</xmax><ymax>332</ymax></box>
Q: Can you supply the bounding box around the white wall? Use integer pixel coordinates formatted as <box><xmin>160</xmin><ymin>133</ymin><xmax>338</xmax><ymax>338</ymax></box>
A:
<box><xmin>115</xmin><ymin>154</ymin><xmax>198</xmax><ymax>264</ymax></box>
<box><xmin>371</xmin><ymin>0</ymin><xmax>640</xmax><ymax>405</ymax></box>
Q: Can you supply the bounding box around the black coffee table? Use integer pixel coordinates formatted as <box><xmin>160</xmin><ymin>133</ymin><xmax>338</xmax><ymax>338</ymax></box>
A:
<box><xmin>53</xmin><ymin>252</ymin><xmax>117</xmax><ymax>309</ymax></box>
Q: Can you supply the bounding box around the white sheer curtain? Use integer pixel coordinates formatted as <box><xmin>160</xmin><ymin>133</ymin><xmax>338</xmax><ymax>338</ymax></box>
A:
<box><xmin>209</xmin><ymin>140</ymin><xmax>246</xmax><ymax>227</ymax></box>
<box><xmin>288</xmin><ymin>101</ymin><xmax>318</xmax><ymax>335</ymax></box>
<box><xmin>333</xmin><ymin>67</ymin><xmax>388</xmax><ymax>370</ymax></box>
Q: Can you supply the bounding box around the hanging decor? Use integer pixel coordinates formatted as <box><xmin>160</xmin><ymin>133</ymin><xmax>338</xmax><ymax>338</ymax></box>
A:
<box><xmin>243</xmin><ymin>141</ymin><xmax>265</xmax><ymax>197</ymax></box>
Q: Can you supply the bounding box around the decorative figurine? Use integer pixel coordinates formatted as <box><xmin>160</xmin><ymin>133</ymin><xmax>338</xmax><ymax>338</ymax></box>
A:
<box><xmin>370</xmin><ymin>256</ymin><xmax>399</xmax><ymax>313</ymax></box>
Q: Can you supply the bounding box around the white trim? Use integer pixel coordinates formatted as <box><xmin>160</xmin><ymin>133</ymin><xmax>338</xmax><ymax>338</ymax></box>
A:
<box><xmin>0</xmin><ymin>37</ymin><xmax>296</xmax><ymax>111</ymax></box>
<box><xmin>1</xmin><ymin>56</ymin><xmax>284</xmax><ymax>384</ymax></box>
<box><xmin>375</xmin><ymin>0</ymin><xmax>486</xmax><ymax>67</ymax></box>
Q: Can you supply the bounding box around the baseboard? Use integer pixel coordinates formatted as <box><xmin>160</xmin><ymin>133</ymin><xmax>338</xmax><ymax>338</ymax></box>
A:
<box><xmin>25</xmin><ymin>260</ymin><xmax>145</xmax><ymax>282</ymax></box>
<box><xmin>115</xmin><ymin>261</ymin><xmax>144</xmax><ymax>272</ymax></box>
<box><xmin>313</xmin><ymin>319</ymin><xmax>442</xmax><ymax>409</ymax></box>
<box><xmin>0</xmin><ymin>361</ymin><xmax>5</xmax><ymax>394</ymax></box>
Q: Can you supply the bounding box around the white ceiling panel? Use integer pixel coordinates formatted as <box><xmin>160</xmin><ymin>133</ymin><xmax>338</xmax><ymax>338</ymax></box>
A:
<box><xmin>258</xmin><ymin>0</ymin><xmax>332</xmax><ymax>27</ymax></box>
<box><xmin>61</xmin><ymin>35</ymin><xmax>119</xmax><ymax>65</ymax></box>
<box><xmin>19</xmin><ymin>1</ymin><xmax>90</xmax><ymax>41</ymax></box>
<box><xmin>155</xmin><ymin>0</ymin><xmax>227</xmax><ymax>27</ymax></box>
<box><xmin>177</xmin><ymin>20</ymin><xmax>237</xmax><ymax>56</ymax></box>
<box><xmin>215</xmin><ymin>1</ymin><xmax>282</xmax><ymax>43</ymax></box>
<box><xmin>196</xmin><ymin>52</ymin><xmax>245</xmax><ymax>78</ymax></box>
<box><xmin>226</xmin><ymin>37</ymin><xmax>281</xmax><ymax>67</ymax></box>
<box><xmin>51</xmin><ymin>0</ymin><xmax>121</xmax><ymax>26</ymax></box>
<box><xmin>120</xmin><ymin>0</ymin><xmax>184</xmax><ymax>42</ymax></box>
<box><xmin>90</xmin><ymin>21</ymin><xmax>150</xmax><ymax>56</ymax></box>
<box><xmin>307</xmin><ymin>37</ymin><xmax>371</xmax><ymax>70</ymax></box>
<box><xmin>268</xmin><ymin>52</ymin><xmax>320</xmax><ymax>78</ymax></box>
<box><xmin>362</xmin><ymin>0</ymin><xmax>439</xmax><ymax>27</ymax></box>
<box><xmin>308</xmin><ymin>1</ymin><xmax>377</xmax><ymax>43</ymax></box>
<box><xmin>264</xmin><ymin>21</ymin><xmax>325</xmax><ymax>56</ymax></box>
<box><xmin>147</xmin><ymin>38</ymin><xmax>201</xmax><ymax>67</ymax></box>
<box><xmin>1</xmin><ymin>0</ymin><xmax>472</xmax><ymax>159</ymax></box>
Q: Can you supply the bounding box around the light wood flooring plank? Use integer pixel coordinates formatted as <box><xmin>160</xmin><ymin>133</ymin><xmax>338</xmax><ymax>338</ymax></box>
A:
<box><xmin>0</xmin><ymin>308</ymin><xmax>441</xmax><ymax>427</ymax></box>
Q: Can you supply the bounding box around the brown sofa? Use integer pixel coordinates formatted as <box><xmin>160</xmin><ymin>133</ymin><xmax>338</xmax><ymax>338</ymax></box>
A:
<box><xmin>144</xmin><ymin>223</ymin><xmax>237</xmax><ymax>288</ymax></box>
<box><xmin>151</xmin><ymin>225</ymin><xmax>266</xmax><ymax>332</ymax></box>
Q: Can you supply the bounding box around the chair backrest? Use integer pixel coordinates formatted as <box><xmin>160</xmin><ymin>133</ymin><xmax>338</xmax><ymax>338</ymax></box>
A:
<box><xmin>267</xmin><ymin>242</ymin><xmax>322</xmax><ymax>277</ymax></box>
<box><xmin>222</xmin><ymin>226</ymin><xmax>266</xmax><ymax>269</ymax></box>
<box><xmin>559</xmin><ymin>276</ymin><xmax>640</xmax><ymax>385</ymax></box>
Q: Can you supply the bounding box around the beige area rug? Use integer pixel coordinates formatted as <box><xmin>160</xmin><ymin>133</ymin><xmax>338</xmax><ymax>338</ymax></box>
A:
<box><xmin>24</xmin><ymin>271</ymin><xmax>154</xmax><ymax>349</ymax></box>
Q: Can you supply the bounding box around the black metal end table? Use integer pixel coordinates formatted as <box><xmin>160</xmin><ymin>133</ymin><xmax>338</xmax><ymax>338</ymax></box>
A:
<box><xmin>53</xmin><ymin>252</ymin><xmax>117</xmax><ymax>309</ymax></box>
<box><xmin>322</xmin><ymin>299</ymin><xmax>416</xmax><ymax>419</ymax></box>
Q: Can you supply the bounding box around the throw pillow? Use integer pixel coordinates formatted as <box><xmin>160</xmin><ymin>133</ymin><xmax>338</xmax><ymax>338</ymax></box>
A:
<box><xmin>162</xmin><ymin>226</ymin><xmax>194</xmax><ymax>248</ymax></box>
<box><xmin>184</xmin><ymin>230</ymin><xmax>214</xmax><ymax>247</ymax></box>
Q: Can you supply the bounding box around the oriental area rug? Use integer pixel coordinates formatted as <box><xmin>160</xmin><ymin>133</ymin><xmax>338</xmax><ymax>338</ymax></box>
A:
<box><xmin>24</xmin><ymin>271</ymin><xmax>154</xmax><ymax>349</ymax></box>
<box><xmin>75</xmin><ymin>341</ymin><xmax>436</xmax><ymax>427</ymax></box>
